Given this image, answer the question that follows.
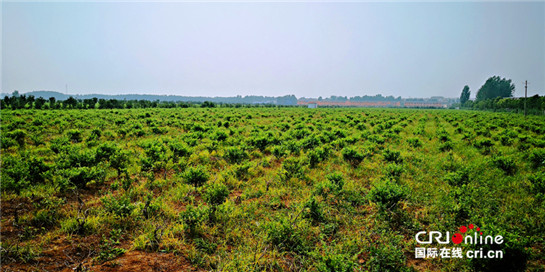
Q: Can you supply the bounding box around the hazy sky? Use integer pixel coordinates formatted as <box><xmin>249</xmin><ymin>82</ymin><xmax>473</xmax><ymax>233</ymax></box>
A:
<box><xmin>2</xmin><ymin>1</ymin><xmax>544</xmax><ymax>98</ymax></box>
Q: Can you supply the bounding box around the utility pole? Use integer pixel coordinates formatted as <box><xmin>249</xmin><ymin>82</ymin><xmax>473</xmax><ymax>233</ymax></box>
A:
<box><xmin>524</xmin><ymin>80</ymin><xmax>528</xmax><ymax>116</ymax></box>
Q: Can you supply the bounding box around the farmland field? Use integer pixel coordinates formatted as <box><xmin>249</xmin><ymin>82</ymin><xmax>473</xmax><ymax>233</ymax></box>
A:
<box><xmin>1</xmin><ymin>107</ymin><xmax>545</xmax><ymax>271</ymax></box>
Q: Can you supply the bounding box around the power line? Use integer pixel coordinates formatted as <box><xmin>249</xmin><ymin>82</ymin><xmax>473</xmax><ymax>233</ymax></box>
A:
<box><xmin>524</xmin><ymin>80</ymin><xmax>528</xmax><ymax>116</ymax></box>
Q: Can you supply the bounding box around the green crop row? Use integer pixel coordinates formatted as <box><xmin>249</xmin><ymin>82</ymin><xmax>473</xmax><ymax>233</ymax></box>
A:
<box><xmin>1</xmin><ymin>108</ymin><xmax>544</xmax><ymax>271</ymax></box>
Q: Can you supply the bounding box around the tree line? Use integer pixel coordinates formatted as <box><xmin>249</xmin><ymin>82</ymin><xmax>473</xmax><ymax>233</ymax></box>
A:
<box><xmin>459</xmin><ymin>76</ymin><xmax>544</xmax><ymax>114</ymax></box>
<box><xmin>1</xmin><ymin>91</ymin><xmax>296</xmax><ymax>110</ymax></box>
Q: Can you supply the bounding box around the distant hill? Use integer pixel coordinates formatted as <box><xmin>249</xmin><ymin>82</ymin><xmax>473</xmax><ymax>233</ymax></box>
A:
<box><xmin>1</xmin><ymin>90</ymin><xmax>458</xmax><ymax>107</ymax></box>
<box><xmin>8</xmin><ymin>91</ymin><xmax>71</xmax><ymax>100</ymax></box>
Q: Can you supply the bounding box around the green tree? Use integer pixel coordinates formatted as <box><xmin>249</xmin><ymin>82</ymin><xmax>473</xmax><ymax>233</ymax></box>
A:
<box><xmin>26</xmin><ymin>95</ymin><xmax>35</xmax><ymax>108</ymax></box>
<box><xmin>201</xmin><ymin>101</ymin><xmax>216</xmax><ymax>108</ymax></box>
<box><xmin>460</xmin><ymin>85</ymin><xmax>470</xmax><ymax>105</ymax></box>
<box><xmin>3</xmin><ymin>96</ymin><xmax>13</xmax><ymax>109</ymax></box>
<box><xmin>476</xmin><ymin>76</ymin><xmax>515</xmax><ymax>101</ymax></box>
<box><xmin>35</xmin><ymin>97</ymin><xmax>46</xmax><ymax>109</ymax></box>
<box><xmin>64</xmin><ymin>96</ymin><xmax>78</xmax><ymax>108</ymax></box>
<box><xmin>49</xmin><ymin>97</ymin><xmax>57</xmax><ymax>109</ymax></box>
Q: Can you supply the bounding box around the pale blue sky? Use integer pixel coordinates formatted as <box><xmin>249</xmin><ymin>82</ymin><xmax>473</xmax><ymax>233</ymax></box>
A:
<box><xmin>2</xmin><ymin>1</ymin><xmax>544</xmax><ymax>98</ymax></box>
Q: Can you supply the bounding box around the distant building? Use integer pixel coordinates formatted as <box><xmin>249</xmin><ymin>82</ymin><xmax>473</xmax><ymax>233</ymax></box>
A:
<box><xmin>297</xmin><ymin>97</ymin><xmax>453</xmax><ymax>108</ymax></box>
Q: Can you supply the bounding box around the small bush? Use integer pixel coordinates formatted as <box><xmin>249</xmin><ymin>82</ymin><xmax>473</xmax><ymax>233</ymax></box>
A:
<box><xmin>439</xmin><ymin>141</ymin><xmax>454</xmax><ymax>152</ymax></box>
<box><xmin>500</xmin><ymin>135</ymin><xmax>513</xmax><ymax>146</ymax></box>
<box><xmin>492</xmin><ymin>156</ymin><xmax>517</xmax><ymax>175</ymax></box>
<box><xmin>90</xmin><ymin>128</ymin><xmax>102</xmax><ymax>138</ymax></box>
<box><xmin>204</xmin><ymin>182</ymin><xmax>229</xmax><ymax>207</ymax></box>
<box><xmin>169</xmin><ymin>141</ymin><xmax>190</xmax><ymax>162</ymax></box>
<box><xmin>30</xmin><ymin>208</ymin><xmax>58</xmax><ymax>228</ymax></box>
<box><xmin>97</xmin><ymin>229</ymin><xmax>126</xmax><ymax>262</ymax></box>
<box><xmin>50</xmin><ymin>137</ymin><xmax>70</xmax><ymax>153</ymax></box>
<box><xmin>314</xmin><ymin>180</ymin><xmax>337</xmax><ymax>198</ymax></box>
<box><xmin>326</xmin><ymin>172</ymin><xmax>344</xmax><ymax>191</ymax></box>
<box><xmin>0</xmin><ymin>155</ymin><xmax>30</xmax><ymax>194</ymax></box>
<box><xmin>213</xmin><ymin>130</ymin><xmax>228</xmax><ymax>141</ymax></box>
<box><xmin>283</xmin><ymin>140</ymin><xmax>302</xmax><ymax>156</ymax></box>
<box><xmin>438</xmin><ymin>133</ymin><xmax>451</xmax><ymax>142</ymax></box>
<box><xmin>250</xmin><ymin>135</ymin><xmax>273</xmax><ymax>151</ymax></box>
<box><xmin>529</xmin><ymin>172</ymin><xmax>545</xmax><ymax>195</ymax></box>
<box><xmin>151</xmin><ymin>126</ymin><xmax>165</xmax><ymax>135</ymax></box>
<box><xmin>303</xmin><ymin>196</ymin><xmax>324</xmax><ymax>223</ymax></box>
<box><xmin>529</xmin><ymin>149</ymin><xmax>545</xmax><ymax>169</ymax></box>
<box><xmin>1</xmin><ymin>135</ymin><xmax>17</xmax><ymax>149</ymax></box>
<box><xmin>7</xmin><ymin>129</ymin><xmax>27</xmax><ymax>146</ymax></box>
<box><xmin>307</xmin><ymin>150</ymin><xmax>321</xmax><ymax>168</ymax></box>
<box><xmin>368</xmin><ymin>181</ymin><xmax>407</xmax><ymax>211</ymax></box>
<box><xmin>102</xmin><ymin>194</ymin><xmax>136</xmax><ymax>218</ymax></box>
<box><xmin>342</xmin><ymin>147</ymin><xmax>366</xmax><ymax>166</ymax></box>
<box><xmin>141</xmin><ymin>140</ymin><xmax>167</xmax><ymax>170</ymax></box>
<box><xmin>64</xmin><ymin>166</ymin><xmax>106</xmax><ymax>189</ymax></box>
<box><xmin>365</xmin><ymin>232</ymin><xmax>408</xmax><ymax>272</ymax></box>
<box><xmin>272</xmin><ymin>145</ymin><xmax>287</xmax><ymax>159</ymax></box>
<box><xmin>0</xmin><ymin>242</ymin><xmax>38</xmax><ymax>263</ymax></box>
<box><xmin>183</xmin><ymin>167</ymin><xmax>209</xmax><ymax>188</ymax></box>
<box><xmin>66</xmin><ymin>129</ymin><xmax>82</xmax><ymax>143</ymax></box>
<box><xmin>383</xmin><ymin>149</ymin><xmax>402</xmax><ymax>164</ymax></box>
<box><xmin>181</xmin><ymin>205</ymin><xmax>208</xmax><ymax>236</ymax></box>
<box><xmin>314</xmin><ymin>250</ymin><xmax>355</xmax><ymax>272</ymax></box>
<box><xmin>407</xmin><ymin>137</ymin><xmax>422</xmax><ymax>148</ymax></box>
<box><xmin>281</xmin><ymin>157</ymin><xmax>305</xmax><ymax>181</ymax></box>
<box><xmin>194</xmin><ymin>237</ymin><xmax>217</xmax><ymax>254</ymax></box>
<box><xmin>95</xmin><ymin>142</ymin><xmax>119</xmax><ymax>162</ymax></box>
<box><xmin>110</xmin><ymin>150</ymin><xmax>130</xmax><ymax>175</ymax></box>
<box><xmin>224</xmin><ymin>146</ymin><xmax>248</xmax><ymax>164</ymax></box>
<box><xmin>444</xmin><ymin>168</ymin><xmax>470</xmax><ymax>186</ymax></box>
<box><xmin>63</xmin><ymin>147</ymin><xmax>97</xmax><ymax>168</ymax></box>
<box><xmin>302</xmin><ymin>134</ymin><xmax>320</xmax><ymax>150</ymax></box>
<box><xmin>266</xmin><ymin>217</ymin><xmax>308</xmax><ymax>253</ymax></box>
<box><xmin>474</xmin><ymin>139</ymin><xmax>494</xmax><ymax>149</ymax></box>
<box><xmin>385</xmin><ymin>163</ymin><xmax>404</xmax><ymax>181</ymax></box>
<box><xmin>61</xmin><ymin>216</ymin><xmax>98</xmax><ymax>235</ymax></box>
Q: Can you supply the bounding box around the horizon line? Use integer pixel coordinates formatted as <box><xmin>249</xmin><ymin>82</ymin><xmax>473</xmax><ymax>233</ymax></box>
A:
<box><xmin>4</xmin><ymin>90</ymin><xmax>460</xmax><ymax>100</ymax></box>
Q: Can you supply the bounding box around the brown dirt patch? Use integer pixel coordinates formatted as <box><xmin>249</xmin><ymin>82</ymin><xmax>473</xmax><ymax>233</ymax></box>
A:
<box><xmin>91</xmin><ymin>251</ymin><xmax>202</xmax><ymax>272</ymax></box>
